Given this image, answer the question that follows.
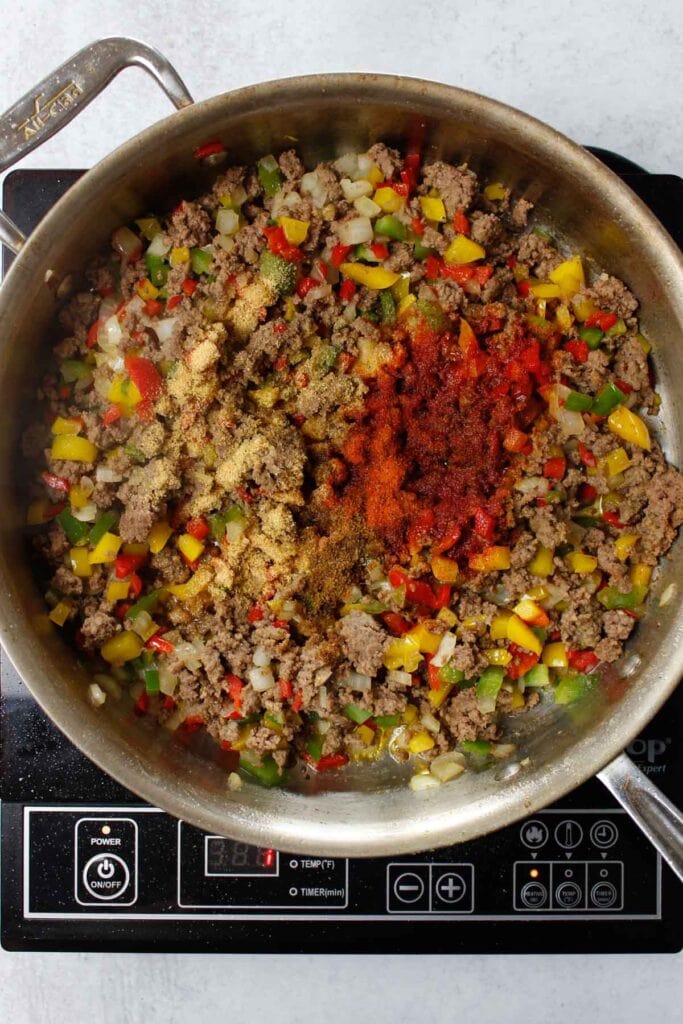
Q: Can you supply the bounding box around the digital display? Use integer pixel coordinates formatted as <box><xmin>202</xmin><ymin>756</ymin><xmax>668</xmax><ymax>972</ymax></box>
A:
<box><xmin>205</xmin><ymin>837</ymin><xmax>278</xmax><ymax>877</ymax></box>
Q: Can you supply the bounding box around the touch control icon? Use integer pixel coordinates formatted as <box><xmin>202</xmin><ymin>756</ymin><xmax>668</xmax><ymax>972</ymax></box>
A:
<box><xmin>554</xmin><ymin>820</ymin><xmax>583</xmax><ymax>850</ymax></box>
<box><xmin>520</xmin><ymin>820</ymin><xmax>549</xmax><ymax>850</ymax></box>
<box><xmin>82</xmin><ymin>853</ymin><xmax>130</xmax><ymax>901</ymax></box>
<box><xmin>392</xmin><ymin>871</ymin><xmax>425</xmax><ymax>904</ymax></box>
<box><xmin>590</xmin><ymin>820</ymin><xmax>619</xmax><ymax>849</ymax></box>
<box><xmin>434</xmin><ymin>872</ymin><xmax>467</xmax><ymax>904</ymax></box>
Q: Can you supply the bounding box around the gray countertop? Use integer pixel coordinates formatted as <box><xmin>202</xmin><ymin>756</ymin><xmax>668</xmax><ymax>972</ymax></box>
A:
<box><xmin>1</xmin><ymin>0</ymin><xmax>681</xmax><ymax>1020</ymax></box>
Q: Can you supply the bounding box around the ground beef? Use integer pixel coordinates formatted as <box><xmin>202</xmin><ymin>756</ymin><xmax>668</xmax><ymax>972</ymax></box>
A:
<box><xmin>585</xmin><ymin>274</ymin><xmax>638</xmax><ymax>319</ymax></box>
<box><xmin>80</xmin><ymin>611</ymin><xmax>119</xmax><ymax>650</ymax></box>
<box><xmin>366</xmin><ymin>143</ymin><xmax>401</xmax><ymax>180</ymax></box>
<box><xmin>422</xmin><ymin>161</ymin><xmax>477</xmax><ymax>216</ymax></box>
<box><xmin>337</xmin><ymin>612</ymin><xmax>389</xmax><ymax>678</ymax></box>
<box><xmin>443</xmin><ymin>689</ymin><xmax>498</xmax><ymax>743</ymax></box>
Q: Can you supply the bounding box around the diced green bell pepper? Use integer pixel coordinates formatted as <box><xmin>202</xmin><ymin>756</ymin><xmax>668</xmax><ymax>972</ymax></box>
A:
<box><xmin>564</xmin><ymin>389</ymin><xmax>594</xmax><ymax>412</ymax></box>
<box><xmin>374</xmin><ymin>214</ymin><xmax>407</xmax><ymax>241</ymax></box>
<box><xmin>554</xmin><ymin>671</ymin><xmax>599</xmax><ymax>705</ymax></box>
<box><xmin>343</xmin><ymin>703</ymin><xmax>373</xmax><ymax>724</ymax></box>
<box><xmin>379</xmin><ymin>290</ymin><xmax>396</xmax><ymax>324</ymax></box>
<box><xmin>259</xmin><ymin>250</ymin><xmax>297</xmax><ymax>295</ymax></box>
<box><xmin>596</xmin><ymin>585</ymin><xmax>647</xmax><ymax>611</ymax></box>
<box><xmin>124</xmin><ymin>442</ymin><xmax>146</xmax><ymax>465</ymax></box>
<box><xmin>439</xmin><ymin>663</ymin><xmax>465</xmax><ymax>686</ymax></box>
<box><xmin>60</xmin><ymin>360</ymin><xmax>92</xmax><ymax>383</ymax></box>
<box><xmin>523</xmin><ymin>663</ymin><xmax>550</xmax><ymax>687</ymax></box>
<box><xmin>263</xmin><ymin>711</ymin><xmax>284</xmax><ymax>733</ymax></box>
<box><xmin>578</xmin><ymin>326</ymin><xmax>604</xmax><ymax>350</ymax></box>
<box><xmin>57</xmin><ymin>508</ymin><xmax>89</xmax><ymax>545</ymax></box>
<box><xmin>145</xmin><ymin>253</ymin><xmax>168</xmax><ymax>288</ymax></box>
<box><xmin>190</xmin><ymin>247</ymin><xmax>213</xmax><ymax>275</ymax></box>
<box><xmin>88</xmin><ymin>510</ymin><xmax>118</xmax><ymax>545</ymax></box>
<box><xmin>144</xmin><ymin>667</ymin><xmax>160</xmax><ymax>694</ymax></box>
<box><xmin>257</xmin><ymin>155</ymin><xmax>283</xmax><ymax>197</ymax></box>
<box><xmin>126</xmin><ymin>589</ymin><xmax>162</xmax><ymax>620</ymax></box>
<box><xmin>475</xmin><ymin>666</ymin><xmax>504</xmax><ymax>711</ymax></box>
<box><xmin>415</xmin><ymin>299</ymin><xmax>445</xmax><ymax>330</ymax></box>
<box><xmin>306</xmin><ymin>733</ymin><xmax>324</xmax><ymax>763</ymax></box>
<box><xmin>375</xmin><ymin>713</ymin><xmax>401</xmax><ymax>728</ymax></box>
<box><xmin>239</xmin><ymin>752</ymin><xmax>285</xmax><ymax>787</ymax></box>
<box><xmin>592</xmin><ymin>382</ymin><xmax>628</xmax><ymax>417</ymax></box>
<box><xmin>460</xmin><ymin>739</ymin><xmax>491</xmax><ymax>755</ymax></box>
<box><xmin>413</xmin><ymin>240</ymin><xmax>432</xmax><ymax>261</ymax></box>
<box><xmin>354</xmin><ymin>243</ymin><xmax>382</xmax><ymax>264</ymax></box>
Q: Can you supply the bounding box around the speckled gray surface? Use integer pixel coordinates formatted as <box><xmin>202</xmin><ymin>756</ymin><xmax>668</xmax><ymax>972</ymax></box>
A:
<box><xmin>1</xmin><ymin>1</ymin><xmax>681</xmax><ymax>1020</ymax></box>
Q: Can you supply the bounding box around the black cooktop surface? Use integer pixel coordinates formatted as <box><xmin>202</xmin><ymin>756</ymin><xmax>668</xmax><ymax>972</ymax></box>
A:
<box><xmin>1</xmin><ymin>153</ymin><xmax>681</xmax><ymax>953</ymax></box>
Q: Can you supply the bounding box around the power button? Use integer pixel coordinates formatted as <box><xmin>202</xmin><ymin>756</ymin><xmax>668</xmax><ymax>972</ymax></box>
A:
<box><xmin>75</xmin><ymin>817</ymin><xmax>138</xmax><ymax>907</ymax></box>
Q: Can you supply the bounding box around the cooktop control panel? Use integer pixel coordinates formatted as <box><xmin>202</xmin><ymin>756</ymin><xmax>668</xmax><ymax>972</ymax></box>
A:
<box><xmin>17</xmin><ymin>805</ymin><xmax>658</xmax><ymax>921</ymax></box>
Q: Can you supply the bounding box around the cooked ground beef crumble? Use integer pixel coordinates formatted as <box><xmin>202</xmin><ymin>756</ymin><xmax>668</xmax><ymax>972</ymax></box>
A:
<box><xmin>24</xmin><ymin>144</ymin><xmax>683</xmax><ymax>789</ymax></box>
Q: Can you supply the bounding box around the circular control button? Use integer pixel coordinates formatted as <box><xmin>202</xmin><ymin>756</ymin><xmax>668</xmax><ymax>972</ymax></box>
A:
<box><xmin>82</xmin><ymin>853</ymin><xmax>130</xmax><ymax>901</ymax></box>
<box><xmin>590</xmin><ymin>820</ymin><xmax>619</xmax><ymax>849</ymax></box>
<box><xmin>520</xmin><ymin>881</ymin><xmax>548</xmax><ymax>909</ymax></box>
<box><xmin>591</xmin><ymin>881</ymin><xmax>618</xmax><ymax>908</ymax></box>
<box><xmin>554</xmin><ymin>819</ymin><xmax>583</xmax><ymax>850</ymax></box>
<box><xmin>520</xmin><ymin>820</ymin><xmax>549</xmax><ymax>849</ymax></box>
<box><xmin>555</xmin><ymin>881</ymin><xmax>583</xmax><ymax>908</ymax></box>
<box><xmin>435</xmin><ymin>872</ymin><xmax>467</xmax><ymax>904</ymax></box>
<box><xmin>392</xmin><ymin>871</ymin><xmax>425</xmax><ymax>904</ymax></box>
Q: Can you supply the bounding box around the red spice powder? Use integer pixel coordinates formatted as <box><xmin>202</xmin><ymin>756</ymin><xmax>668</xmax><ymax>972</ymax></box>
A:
<box><xmin>338</xmin><ymin>310</ymin><xmax>549</xmax><ymax>562</ymax></box>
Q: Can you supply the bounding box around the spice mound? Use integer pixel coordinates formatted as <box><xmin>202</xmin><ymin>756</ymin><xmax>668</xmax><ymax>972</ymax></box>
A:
<box><xmin>25</xmin><ymin>143</ymin><xmax>683</xmax><ymax>792</ymax></box>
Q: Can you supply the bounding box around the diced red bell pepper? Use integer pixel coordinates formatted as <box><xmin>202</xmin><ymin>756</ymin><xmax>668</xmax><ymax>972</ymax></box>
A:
<box><xmin>578</xmin><ymin>442</ymin><xmax>597</xmax><ymax>467</ymax></box>
<box><xmin>124</xmin><ymin>354</ymin><xmax>163</xmax><ymax>418</ymax></box>
<box><xmin>186</xmin><ymin>516</ymin><xmax>210</xmax><ymax>541</ymax></box>
<box><xmin>453</xmin><ymin>210</ymin><xmax>470</xmax><ymax>235</ymax></box>
<box><xmin>339</xmin><ymin>279</ymin><xmax>357</xmax><ymax>302</ymax></box>
<box><xmin>331</xmin><ymin>243</ymin><xmax>352</xmax><ymax>267</ymax></box>
<box><xmin>603</xmin><ymin>510</ymin><xmax>625</xmax><ymax>529</ymax></box>
<box><xmin>167</xmin><ymin>294</ymin><xmax>182</xmax><ymax>310</ymax></box>
<box><xmin>290</xmin><ymin>689</ymin><xmax>304</xmax><ymax>713</ymax></box>
<box><xmin>181</xmin><ymin>278</ymin><xmax>198</xmax><ymax>296</ymax></box>
<box><xmin>568</xmin><ymin>649</ymin><xmax>600</xmax><ymax>672</ymax></box>
<box><xmin>193</xmin><ymin>140</ymin><xmax>225</xmax><ymax>160</ymax></box>
<box><xmin>506</xmin><ymin>644</ymin><xmax>540</xmax><ymax>679</ymax></box>
<box><xmin>182</xmin><ymin>715</ymin><xmax>205</xmax><ymax>733</ymax></box>
<box><xmin>247</xmin><ymin>604</ymin><xmax>264</xmax><ymax>623</ymax></box>
<box><xmin>578</xmin><ymin>482</ymin><xmax>598</xmax><ymax>504</ymax></box>
<box><xmin>425</xmin><ymin>254</ymin><xmax>444</xmax><ymax>280</ymax></box>
<box><xmin>144</xmin><ymin>298</ymin><xmax>164</xmax><ymax>317</ymax></box>
<box><xmin>381</xmin><ymin>611</ymin><xmax>411</xmax><ymax>636</ymax></box>
<box><xmin>503</xmin><ymin>427</ymin><xmax>529</xmax><ymax>453</ymax></box>
<box><xmin>146</xmin><ymin>634</ymin><xmax>175</xmax><ymax>654</ymax></box>
<box><xmin>565</xmin><ymin>339</ymin><xmax>590</xmax><ymax>363</ymax></box>
<box><xmin>473</xmin><ymin>506</ymin><xmax>496</xmax><ymax>541</ymax></box>
<box><xmin>410</xmin><ymin>216</ymin><xmax>425</xmax><ymax>236</ymax></box>
<box><xmin>615</xmin><ymin>378</ymin><xmax>633</xmax><ymax>395</ymax></box>
<box><xmin>543</xmin><ymin>456</ymin><xmax>566</xmax><ymax>480</ymax></box>
<box><xmin>296</xmin><ymin>276</ymin><xmax>317</xmax><ymax>299</ymax></box>
<box><xmin>369</xmin><ymin>242</ymin><xmax>389</xmax><ymax>261</ymax></box>
<box><xmin>87</xmin><ymin>319</ymin><xmax>103</xmax><ymax>349</ymax></box>
<box><xmin>278</xmin><ymin>679</ymin><xmax>293</xmax><ymax>701</ymax></box>
<box><xmin>162</xmin><ymin>695</ymin><xmax>176</xmax><ymax>711</ymax></box>
<box><xmin>433</xmin><ymin>524</ymin><xmax>462</xmax><ymax>554</ymax></box>
<box><xmin>585</xmin><ymin>310</ymin><xmax>618</xmax><ymax>331</ymax></box>
<box><xmin>226</xmin><ymin>674</ymin><xmax>244</xmax><ymax>714</ymax></box>
<box><xmin>263</xmin><ymin>225</ymin><xmax>304</xmax><ymax>262</ymax></box>
<box><xmin>128</xmin><ymin>573</ymin><xmax>143</xmax><ymax>599</ymax></box>
<box><xmin>432</xmin><ymin>583</ymin><xmax>451</xmax><ymax>609</ymax></box>
<box><xmin>427</xmin><ymin>660</ymin><xmax>442</xmax><ymax>690</ymax></box>
<box><xmin>102</xmin><ymin>404</ymin><xmax>122</xmax><ymax>426</ymax></box>
<box><xmin>134</xmin><ymin>693</ymin><xmax>150</xmax><ymax>716</ymax></box>
<box><xmin>474</xmin><ymin>266</ymin><xmax>493</xmax><ymax>286</ymax></box>
<box><xmin>272</xmin><ymin>619</ymin><xmax>290</xmax><ymax>630</ymax></box>
<box><xmin>442</xmin><ymin>263</ymin><xmax>477</xmax><ymax>285</ymax></box>
<box><xmin>41</xmin><ymin>471</ymin><xmax>70</xmax><ymax>493</ymax></box>
<box><xmin>114</xmin><ymin>552</ymin><xmax>146</xmax><ymax>578</ymax></box>
<box><xmin>517</xmin><ymin>280</ymin><xmax>531</xmax><ymax>298</ymax></box>
<box><xmin>314</xmin><ymin>753</ymin><xmax>349</xmax><ymax>772</ymax></box>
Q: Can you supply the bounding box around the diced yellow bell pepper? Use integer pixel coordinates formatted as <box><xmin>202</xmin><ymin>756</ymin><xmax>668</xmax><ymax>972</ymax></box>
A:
<box><xmin>572</xmin><ymin>294</ymin><xmax>597</xmax><ymax>322</ymax></box>
<box><xmin>419</xmin><ymin>196</ymin><xmax>446</xmax><ymax>222</ymax></box>
<box><xmin>528</xmin><ymin>544</ymin><xmax>554</xmax><ymax>577</ymax></box>
<box><xmin>122</xmin><ymin>542</ymin><xmax>149</xmax><ymax>556</ymax></box>
<box><xmin>506</xmin><ymin>614</ymin><xmax>542</xmax><ymax>655</ymax></box>
<box><xmin>284</xmin><ymin>297</ymin><xmax>296</xmax><ymax>322</ymax></box>
<box><xmin>437</xmin><ymin>607</ymin><xmax>458</xmax><ymax>627</ymax></box>
<box><xmin>384</xmin><ymin>634</ymin><xmax>423</xmax><ymax>672</ymax></box>
<box><xmin>469</xmin><ymin>545</ymin><xmax>511</xmax><ymax>573</ymax></box>
<box><xmin>27</xmin><ymin>500</ymin><xmax>49</xmax><ymax>525</ymax></box>
<box><xmin>373</xmin><ymin>186</ymin><xmax>404</xmax><ymax>212</ymax></box>
<box><xmin>230</xmin><ymin>723</ymin><xmax>254</xmax><ymax>752</ymax></box>
<box><xmin>565</xmin><ymin>551</ymin><xmax>599</xmax><ymax>574</ymax></box>
<box><xmin>106</xmin><ymin>579</ymin><xmax>130</xmax><ymax>603</ymax></box>
<box><xmin>490</xmin><ymin>612</ymin><xmax>512</xmax><ymax>641</ymax></box>
<box><xmin>278</xmin><ymin>216</ymin><xmax>310</xmax><ymax>244</ymax></box>
<box><xmin>555</xmin><ymin>303</ymin><xmax>573</xmax><ymax>333</ymax></box>
<box><xmin>148</xmin><ymin>521</ymin><xmax>173</xmax><ymax>554</ymax></box>
<box><xmin>431</xmin><ymin>555</ymin><xmax>459</xmax><ymax>583</ymax></box>
<box><xmin>607</xmin><ymin>406</ymin><xmax>651</xmax><ymax>450</ymax></box>
<box><xmin>167</xmin><ymin>567</ymin><xmax>212</xmax><ymax>602</ymax></box>
<box><xmin>530</xmin><ymin>282</ymin><xmax>562</xmax><ymax>300</ymax></box>
<box><xmin>615</xmin><ymin>533</ymin><xmax>639</xmax><ymax>562</ymax></box>
<box><xmin>89</xmin><ymin>532</ymin><xmax>123</xmax><ymax>564</ymax></box>
<box><xmin>548</xmin><ymin>255</ymin><xmax>585</xmax><ymax>299</ymax></box>
<box><xmin>427</xmin><ymin>683</ymin><xmax>455</xmax><ymax>708</ymax></box>
<box><xmin>406</xmin><ymin>622</ymin><xmax>442</xmax><ymax>655</ymax></box>
<box><xmin>136</xmin><ymin>278</ymin><xmax>159</xmax><ymax>301</ymax></box>
<box><xmin>107</xmin><ymin>375</ymin><xmax>142</xmax><ymax>414</ymax></box>
<box><xmin>356</xmin><ymin>723</ymin><xmax>375</xmax><ymax>746</ymax></box>
<box><xmin>101</xmin><ymin>630</ymin><xmax>144</xmax><ymax>664</ymax></box>
<box><xmin>70</xmin><ymin>547</ymin><xmax>92</xmax><ymax>577</ymax></box>
<box><xmin>51</xmin><ymin>416</ymin><xmax>82</xmax><ymax>436</ymax></box>
<box><xmin>135</xmin><ymin>217</ymin><xmax>163</xmax><ymax>241</ymax></box>
<box><xmin>444</xmin><ymin>235</ymin><xmax>486</xmax><ymax>265</ymax></box>
<box><xmin>249</xmin><ymin>384</ymin><xmax>281</xmax><ymax>408</ymax></box>
<box><xmin>170</xmin><ymin>246</ymin><xmax>190</xmax><ymax>266</ymax></box>
<box><xmin>510</xmin><ymin>683</ymin><xmax>525</xmax><ymax>710</ymax></box>
<box><xmin>366</xmin><ymin>165</ymin><xmax>383</xmax><ymax>185</ymax></box>
<box><xmin>542</xmin><ymin>641</ymin><xmax>568</xmax><ymax>668</ymax></box>
<box><xmin>527</xmin><ymin>584</ymin><xmax>549</xmax><ymax>601</ymax></box>
<box><xmin>485</xmin><ymin>647</ymin><xmax>512</xmax><ymax>666</ymax></box>
<box><xmin>513</xmin><ymin>598</ymin><xmax>546</xmax><ymax>624</ymax></box>
<box><xmin>630</xmin><ymin>563</ymin><xmax>652</xmax><ymax>588</ymax></box>
<box><xmin>484</xmin><ymin>182</ymin><xmax>507</xmax><ymax>201</ymax></box>
<box><xmin>608</xmin><ymin>318</ymin><xmax>627</xmax><ymax>337</ymax></box>
<box><xmin>69</xmin><ymin>484</ymin><xmax>90</xmax><ymax>509</ymax></box>
<box><xmin>402</xmin><ymin>704</ymin><xmax>419</xmax><ymax>724</ymax></box>
<box><xmin>339</xmin><ymin>262</ymin><xmax>400</xmax><ymax>290</ymax></box>
<box><xmin>51</xmin><ymin>435</ymin><xmax>98</xmax><ymax>464</ymax></box>
<box><xmin>600</xmin><ymin>447</ymin><xmax>631</xmax><ymax>478</ymax></box>
<box><xmin>408</xmin><ymin>731</ymin><xmax>435</xmax><ymax>754</ymax></box>
<box><xmin>177</xmin><ymin>533</ymin><xmax>205</xmax><ymax>563</ymax></box>
<box><xmin>49</xmin><ymin>600</ymin><xmax>72</xmax><ymax>626</ymax></box>
<box><xmin>636</xmin><ymin>332</ymin><xmax>652</xmax><ymax>354</ymax></box>
<box><xmin>397</xmin><ymin>294</ymin><xmax>416</xmax><ymax>317</ymax></box>
<box><xmin>392</xmin><ymin>275</ymin><xmax>410</xmax><ymax>302</ymax></box>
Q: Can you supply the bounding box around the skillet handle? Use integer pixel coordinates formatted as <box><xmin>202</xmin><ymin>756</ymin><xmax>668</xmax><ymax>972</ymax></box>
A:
<box><xmin>598</xmin><ymin>752</ymin><xmax>683</xmax><ymax>883</ymax></box>
<box><xmin>0</xmin><ymin>36</ymin><xmax>194</xmax><ymax>253</ymax></box>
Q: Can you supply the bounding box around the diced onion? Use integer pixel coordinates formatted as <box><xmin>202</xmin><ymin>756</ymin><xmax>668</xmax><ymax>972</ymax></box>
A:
<box><xmin>340</xmin><ymin>177</ymin><xmax>372</xmax><ymax>201</ymax></box>
<box><xmin>304</xmin><ymin>283</ymin><xmax>332</xmax><ymax>303</ymax></box>
<box><xmin>224</xmin><ymin>520</ymin><xmax>245</xmax><ymax>543</ymax></box>
<box><xmin>431</xmin><ymin>632</ymin><xmax>456</xmax><ymax>668</ymax></box>
<box><xmin>173</xmin><ymin>641</ymin><xmax>203</xmax><ymax>672</ymax></box>
<box><xmin>100</xmin><ymin>315</ymin><xmax>123</xmax><ymax>351</ymax></box>
<box><xmin>95</xmin><ymin>466</ymin><xmax>123</xmax><ymax>483</ymax></box>
<box><xmin>343</xmin><ymin>671</ymin><xmax>372</xmax><ymax>691</ymax></box>
<box><xmin>216</xmin><ymin>208</ymin><xmax>239</xmax><ymax>235</ymax></box>
<box><xmin>343</xmin><ymin>302</ymin><xmax>357</xmax><ymax>322</ymax></box>
<box><xmin>88</xmin><ymin>682</ymin><xmax>107</xmax><ymax>707</ymax></box>
<box><xmin>216</xmin><ymin>233</ymin><xmax>235</xmax><ymax>253</ymax></box>
<box><xmin>421</xmin><ymin>712</ymin><xmax>441</xmax><ymax>734</ymax></box>
<box><xmin>409</xmin><ymin>772</ymin><xmax>441</xmax><ymax>791</ymax></box>
<box><xmin>93</xmin><ymin>673</ymin><xmax>122</xmax><ymax>701</ymax></box>
<box><xmin>111</xmin><ymin>226</ymin><xmax>142</xmax><ymax>259</ymax></box>
<box><xmin>159</xmin><ymin>666</ymin><xmax>178</xmax><ymax>696</ymax></box>
<box><xmin>132</xmin><ymin>610</ymin><xmax>153</xmax><ymax>638</ymax></box>
<box><xmin>98</xmin><ymin>295</ymin><xmax>119</xmax><ymax>322</ymax></box>
<box><xmin>252</xmin><ymin>644</ymin><xmax>271</xmax><ymax>668</ymax></box>
<box><xmin>514</xmin><ymin>475</ymin><xmax>551</xmax><ymax>496</ymax></box>
<box><xmin>146</xmin><ymin>233</ymin><xmax>171</xmax><ymax>257</ymax></box>
<box><xmin>248</xmin><ymin>666</ymin><xmax>275</xmax><ymax>692</ymax></box>
<box><xmin>386</xmin><ymin>669</ymin><xmax>412</xmax><ymax>688</ymax></box>
<box><xmin>659</xmin><ymin>582</ymin><xmax>676</xmax><ymax>607</ymax></box>
<box><xmin>301</xmin><ymin>171</ymin><xmax>327</xmax><ymax>209</ymax></box>
<box><xmin>318</xmin><ymin>685</ymin><xmax>329</xmax><ymax>710</ymax></box>
<box><xmin>72</xmin><ymin>503</ymin><xmax>97</xmax><ymax>522</ymax></box>
<box><xmin>337</xmin><ymin>216</ymin><xmax>373</xmax><ymax>246</ymax></box>
<box><xmin>490</xmin><ymin>743</ymin><xmax>517</xmax><ymax>760</ymax></box>
<box><xmin>154</xmin><ymin>317</ymin><xmax>177</xmax><ymax>343</ymax></box>
<box><xmin>354</xmin><ymin>196</ymin><xmax>382</xmax><ymax>218</ymax></box>
<box><xmin>430</xmin><ymin>751</ymin><xmax>466</xmax><ymax>783</ymax></box>
<box><xmin>354</xmin><ymin>154</ymin><xmax>376</xmax><ymax>180</ymax></box>
<box><xmin>548</xmin><ymin>383</ymin><xmax>585</xmax><ymax>436</ymax></box>
<box><xmin>333</xmin><ymin>153</ymin><xmax>360</xmax><ymax>178</ymax></box>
